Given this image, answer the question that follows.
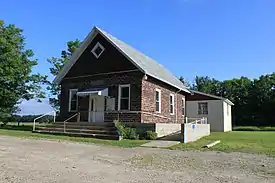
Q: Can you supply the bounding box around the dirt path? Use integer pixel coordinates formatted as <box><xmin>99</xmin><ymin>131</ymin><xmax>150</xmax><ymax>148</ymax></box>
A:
<box><xmin>0</xmin><ymin>136</ymin><xmax>274</xmax><ymax>183</ymax></box>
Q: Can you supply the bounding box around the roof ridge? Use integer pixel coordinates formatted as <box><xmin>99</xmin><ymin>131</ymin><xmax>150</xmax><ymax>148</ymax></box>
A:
<box><xmin>96</xmin><ymin>27</ymin><xmax>189</xmax><ymax>93</ymax></box>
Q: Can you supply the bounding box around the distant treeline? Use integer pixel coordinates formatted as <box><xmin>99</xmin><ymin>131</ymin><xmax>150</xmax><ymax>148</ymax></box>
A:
<box><xmin>11</xmin><ymin>114</ymin><xmax>54</xmax><ymax>123</ymax></box>
<box><xmin>183</xmin><ymin>73</ymin><xmax>275</xmax><ymax>126</ymax></box>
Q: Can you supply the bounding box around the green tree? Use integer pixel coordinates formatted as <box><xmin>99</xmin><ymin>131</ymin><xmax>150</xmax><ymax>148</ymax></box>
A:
<box><xmin>0</xmin><ymin>20</ymin><xmax>46</xmax><ymax>123</ymax></box>
<box><xmin>191</xmin><ymin>76</ymin><xmax>223</xmax><ymax>96</ymax></box>
<box><xmin>191</xmin><ymin>74</ymin><xmax>275</xmax><ymax>126</ymax></box>
<box><xmin>47</xmin><ymin>40</ymin><xmax>81</xmax><ymax>111</ymax></box>
<box><xmin>179</xmin><ymin>76</ymin><xmax>190</xmax><ymax>87</ymax></box>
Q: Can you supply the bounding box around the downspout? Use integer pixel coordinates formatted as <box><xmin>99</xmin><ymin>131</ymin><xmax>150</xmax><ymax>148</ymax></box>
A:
<box><xmin>175</xmin><ymin>89</ymin><xmax>181</xmax><ymax>123</ymax></box>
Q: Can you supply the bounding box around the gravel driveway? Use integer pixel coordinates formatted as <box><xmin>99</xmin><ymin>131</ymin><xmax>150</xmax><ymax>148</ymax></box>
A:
<box><xmin>0</xmin><ymin>136</ymin><xmax>274</xmax><ymax>183</ymax></box>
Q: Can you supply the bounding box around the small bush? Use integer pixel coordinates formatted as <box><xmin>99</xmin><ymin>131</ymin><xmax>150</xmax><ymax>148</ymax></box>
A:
<box><xmin>124</xmin><ymin>127</ymin><xmax>139</xmax><ymax>140</ymax></box>
<box><xmin>114</xmin><ymin>120</ymin><xmax>125</xmax><ymax>137</ymax></box>
<box><xmin>145</xmin><ymin>131</ymin><xmax>157</xmax><ymax>140</ymax></box>
<box><xmin>114</xmin><ymin>120</ymin><xmax>139</xmax><ymax>139</ymax></box>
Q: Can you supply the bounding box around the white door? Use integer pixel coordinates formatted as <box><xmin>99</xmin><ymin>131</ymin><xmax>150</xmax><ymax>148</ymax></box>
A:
<box><xmin>88</xmin><ymin>95</ymin><xmax>105</xmax><ymax>122</ymax></box>
<box><xmin>88</xmin><ymin>96</ymin><xmax>95</xmax><ymax>122</ymax></box>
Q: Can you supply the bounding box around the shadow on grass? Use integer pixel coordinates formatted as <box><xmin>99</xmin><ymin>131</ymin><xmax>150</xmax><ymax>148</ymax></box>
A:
<box><xmin>0</xmin><ymin>124</ymin><xmax>49</xmax><ymax>132</ymax></box>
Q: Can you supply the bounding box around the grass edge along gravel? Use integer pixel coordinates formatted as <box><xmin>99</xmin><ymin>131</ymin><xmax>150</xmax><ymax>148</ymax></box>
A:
<box><xmin>170</xmin><ymin>131</ymin><xmax>275</xmax><ymax>157</ymax></box>
<box><xmin>0</xmin><ymin>129</ymin><xmax>148</xmax><ymax>148</ymax></box>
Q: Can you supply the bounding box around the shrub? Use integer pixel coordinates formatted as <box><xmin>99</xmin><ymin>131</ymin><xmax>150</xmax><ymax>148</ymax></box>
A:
<box><xmin>114</xmin><ymin>120</ymin><xmax>139</xmax><ymax>139</ymax></box>
<box><xmin>114</xmin><ymin>120</ymin><xmax>125</xmax><ymax>137</ymax></box>
<box><xmin>233</xmin><ymin>126</ymin><xmax>275</xmax><ymax>131</ymax></box>
<box><xmin>261</xmin><ymin>126</ymin><xmax>275</xmax><ymax>131</ymax></box>
<box><xmin>145</xmin><ymin>130</ymin><xmax>157</xmax><ymax>140</ymax></box>
<box><xmin>124</xmin><ymin>127</ymin><xmax>139</xmax><ymax>140</ymax></box>
<box><xmin>233</xmin><ymin>126</ymin><xmax>261</xmax><ymax>131</ymax></box>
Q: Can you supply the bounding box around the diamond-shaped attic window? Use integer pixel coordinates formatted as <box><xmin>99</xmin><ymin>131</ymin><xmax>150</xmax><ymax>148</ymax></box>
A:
<box><xmin>91</xmin><ymin>42</ymin><xmax>105</xmax><ymax>58</ymax></box>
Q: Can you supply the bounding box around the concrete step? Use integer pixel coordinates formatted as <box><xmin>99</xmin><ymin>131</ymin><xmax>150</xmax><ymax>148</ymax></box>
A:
<box><xmin>54</xmin><ymin>122</ymin><xmax>115</xmax><ymax>127</ymax></box>
<box><xmin>34</xmin><ymin>130</ymin><xmax>119</xmax><ymax>140</ymax></box>
<box><xmin>37</xmin><ymin>127</ymin><xmax>118</xmax><ymax>135</ymax></box>
<box><xmin>48</xmin><ymin>124</ymin><xmax>117</xmax><ymax>131</ymax></box>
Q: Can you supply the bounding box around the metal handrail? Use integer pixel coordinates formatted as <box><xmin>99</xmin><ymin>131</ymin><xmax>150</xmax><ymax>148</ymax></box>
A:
<box><xmin>63</xmin><ymin>112</ymin><xmax>79</xmax><ymax>133</ymax></box>
<box><xmin>33</xmin><ymin>111</ymin><xmax>56</xmax><ymax>131</ymax></box>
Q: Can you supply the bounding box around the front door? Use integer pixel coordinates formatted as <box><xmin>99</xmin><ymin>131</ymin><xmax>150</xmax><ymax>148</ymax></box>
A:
<box><xmin>88</xmin><ymin>95</ymin><xmax>105</xmax><ymax>122</ymax></box>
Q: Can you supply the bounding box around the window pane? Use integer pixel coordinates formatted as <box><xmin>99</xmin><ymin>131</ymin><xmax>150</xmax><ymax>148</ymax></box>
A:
<box><xmin>94</xmin><ymin>46</ymin><xmax>103</xmax><ymax>55</ymax></box>
<box><xmin>156</xmin><ymin>102</ymin><xmax>160</xmax><ymax>112</ymax></box>
<box><xmin>198</xmin><ymin>103</ymin><xmax>208</xmax><ymax>114</ymax></box>
<box><xmin>170</xmin><ymin>105</ymin><xmax>174</xmax><ymax>114</ymax></box>
<box><xmin>71</xmin><ymin>101</ymin><xmax>77</xmax><ymax>111</ymax></box>
<box><xmin>71</xmin><ymin>92</ymin><xmax>77</xmax><ymax>101</ymax></box>
<box><xmin>120</xmin><ymin>99</ymin><xmax>129</xmax><ymax>110</ymax></box>
<box><xmin>121</xmin><ymin>87</ymin><xmax>129</xmax><ymax>97</ymax></box>
<box><xmin>170</xmin><ymin>95</ymin><xmax>173</xmax><ymax>104</ymax></box>
<box><xmin>155</xmin><ymin>91</ymin><xmax>159</xmax><ymax>101</ymax></box>
<box><xmin>182</xmin><ymin>107</ymin><xmax>185</xmax><ymax>115</ymax></box>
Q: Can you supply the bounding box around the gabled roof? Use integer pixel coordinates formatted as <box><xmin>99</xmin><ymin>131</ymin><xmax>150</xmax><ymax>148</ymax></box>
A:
<box><xmin>53</xmin><ymin>26</ymin><xmax>190</xmax><ymax>93</ymax></box>
<box><xmin>190</xmin><ymin>90</ymin><xmax>234</xmax><ymax>105</ymax></box>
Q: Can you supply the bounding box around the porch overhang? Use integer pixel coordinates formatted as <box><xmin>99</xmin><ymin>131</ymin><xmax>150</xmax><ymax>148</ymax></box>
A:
<box><xmin>77</xmin><ymin>87</ymin><xmax>108</xmax><ymax>97</ymax></box>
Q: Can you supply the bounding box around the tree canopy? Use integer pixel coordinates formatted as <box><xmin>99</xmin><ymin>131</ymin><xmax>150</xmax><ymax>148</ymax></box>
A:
<box><xmin>0</xmin><ymin>20</ymin><xmax>46</xmax><ymax>122</ymax></box>
<box><xmin>47</xmin><ymin>40</ymin><xmax>81</xmax><ymax>111</ymax></box>
<box><xmin>190</xmin><ymin>74</ymin><xmax>275</xmax><ymax>126</ymax></box>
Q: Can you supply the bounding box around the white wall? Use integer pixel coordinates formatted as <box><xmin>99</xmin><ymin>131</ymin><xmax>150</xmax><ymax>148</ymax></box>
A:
<box><xmin>223</xmin><ymin>101</ymin><xmax>232</xmax><ymax>132</ymax></box>
<box><xmin>183</xmin><ymin>123</ymin><xmax>210</xmax><ymax>143</ymax></box>
<box><xmin>155</xmin><ymin>123</ymin><xmax>181</xmax><ymax>138</ymax></box>
<box><xmin>186</xmin><ymin>100</ymin><xmax>225</xmax><ymax>132</ymax></box>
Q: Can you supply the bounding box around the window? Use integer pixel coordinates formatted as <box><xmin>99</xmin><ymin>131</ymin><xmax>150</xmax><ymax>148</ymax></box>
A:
<box><xmin>69</xmin><ymin>89</ymin><xmax>78</xmax><ymax>112</ymax></box>
<box><xmin>198</xmin><ymin>102</ymin><xmax>208</xmax><ymax>115</ymax></box>
<box><xmin>118</xmin><ymin>84</ymin><xmax>130</xmax><ymax>110</ymax></box>
<box><xmin>182</xmin><ymin>98</ymin><xmax>185</xmax><ymax>116</ymax></box>
<box><xmin>91</xmin><ymin>42</ymin><xmax>105</xmax><ymax>58</ymax></box>
<box><xmin>155</xmin><ymin>89</ymin><xmax>161</xmax><ymax>113</ymax></box>
<box><xmin>170</xmin><ymin>94</ymin><xmax>175</xmax><ymax>115</ymax></box>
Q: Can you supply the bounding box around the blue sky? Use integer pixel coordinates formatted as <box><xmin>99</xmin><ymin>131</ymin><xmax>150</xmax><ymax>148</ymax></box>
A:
<box><xmin>2</xmin><ymin>0</ymin><xmax>275</xmax><ymax>114</ymax></box>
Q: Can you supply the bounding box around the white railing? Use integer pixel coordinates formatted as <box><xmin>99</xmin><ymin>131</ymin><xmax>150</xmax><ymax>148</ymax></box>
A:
<box><xmin>63</xmin><ymin>112</ymin><xmax>79</xmax><ymax>133</ymax></box>
<box><xmin>33</xmin><ymin>111</ymin><xmax>56</xmax><ymax>131</ymax></box>
<box><xmin>185</xmin><ymin>117</ymin><xmax>207</xmax><ymax>124</ymax></box>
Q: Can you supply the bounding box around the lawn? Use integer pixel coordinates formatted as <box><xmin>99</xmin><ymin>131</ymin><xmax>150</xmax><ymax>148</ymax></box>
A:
<box><xmin>0</xmin><ymin>124</ymin><xmax>148</xmax><ymax>148</ymax></box>
<box><xmin>1</xmin><ymin>123</ymin><xmax>275</xmax><ymax>156</ymax></box>
<box><xmin>170</xmin><ymin>131</ymin><xmax>275</xmax><ymax>156</ymax></box>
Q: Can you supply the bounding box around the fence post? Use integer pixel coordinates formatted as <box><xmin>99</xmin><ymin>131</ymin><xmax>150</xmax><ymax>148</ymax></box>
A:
<box><xmin>185</xmin><ymin>116</ymin><xmax>188</xmax><ymax>123</ymax></box>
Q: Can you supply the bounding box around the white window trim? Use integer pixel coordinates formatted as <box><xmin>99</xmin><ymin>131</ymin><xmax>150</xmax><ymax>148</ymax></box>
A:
<box><xmin>182</xmin><ymin>97</ymin><xmax>185</xmax><ymax>116</ymax></box>
<box><xmin>68</xmin><ymin>89</ymin><xmax>78</xmax><ymax>112</ymax></box>
<box><xmin>91</xmin><ymin>42</ymin><xmax>105</xmax><ymax>58</ymax></box>
<box><xmin>155</xmin><ymin>88</ymin><xmax>161</xmax><ymax>113</ymax></box>
<box><xmin>170</xmin><ymin>93</ymin><xmax>175</xmax><ymax>115</ymax></box>
<box><xmin>118</xmin><ymin>84</ymin><xmax>130</xmax><ymax>111</ymax></box>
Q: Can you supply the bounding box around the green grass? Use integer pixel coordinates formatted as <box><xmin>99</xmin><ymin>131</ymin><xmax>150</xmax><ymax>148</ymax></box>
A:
<box><xmin>170</xmin><ymin>131</ymin><xmax>275</xmax><ymax>156</ymax></box>
<box><xmin>233</xmin><ymin>126</ymin><xmax>275</xmax><ymax>131</ymax></box>
<box><xmin>0</xmin><ymin>125</ymin><xmax>148</xmax><ymax>148</ymax></box>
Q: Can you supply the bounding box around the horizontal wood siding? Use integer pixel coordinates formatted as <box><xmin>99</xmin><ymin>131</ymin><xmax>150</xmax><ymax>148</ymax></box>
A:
<box><xmin>64</xmin><ymin>34</ymin><xmax>137</xmax><ymax>79</ymax></box>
